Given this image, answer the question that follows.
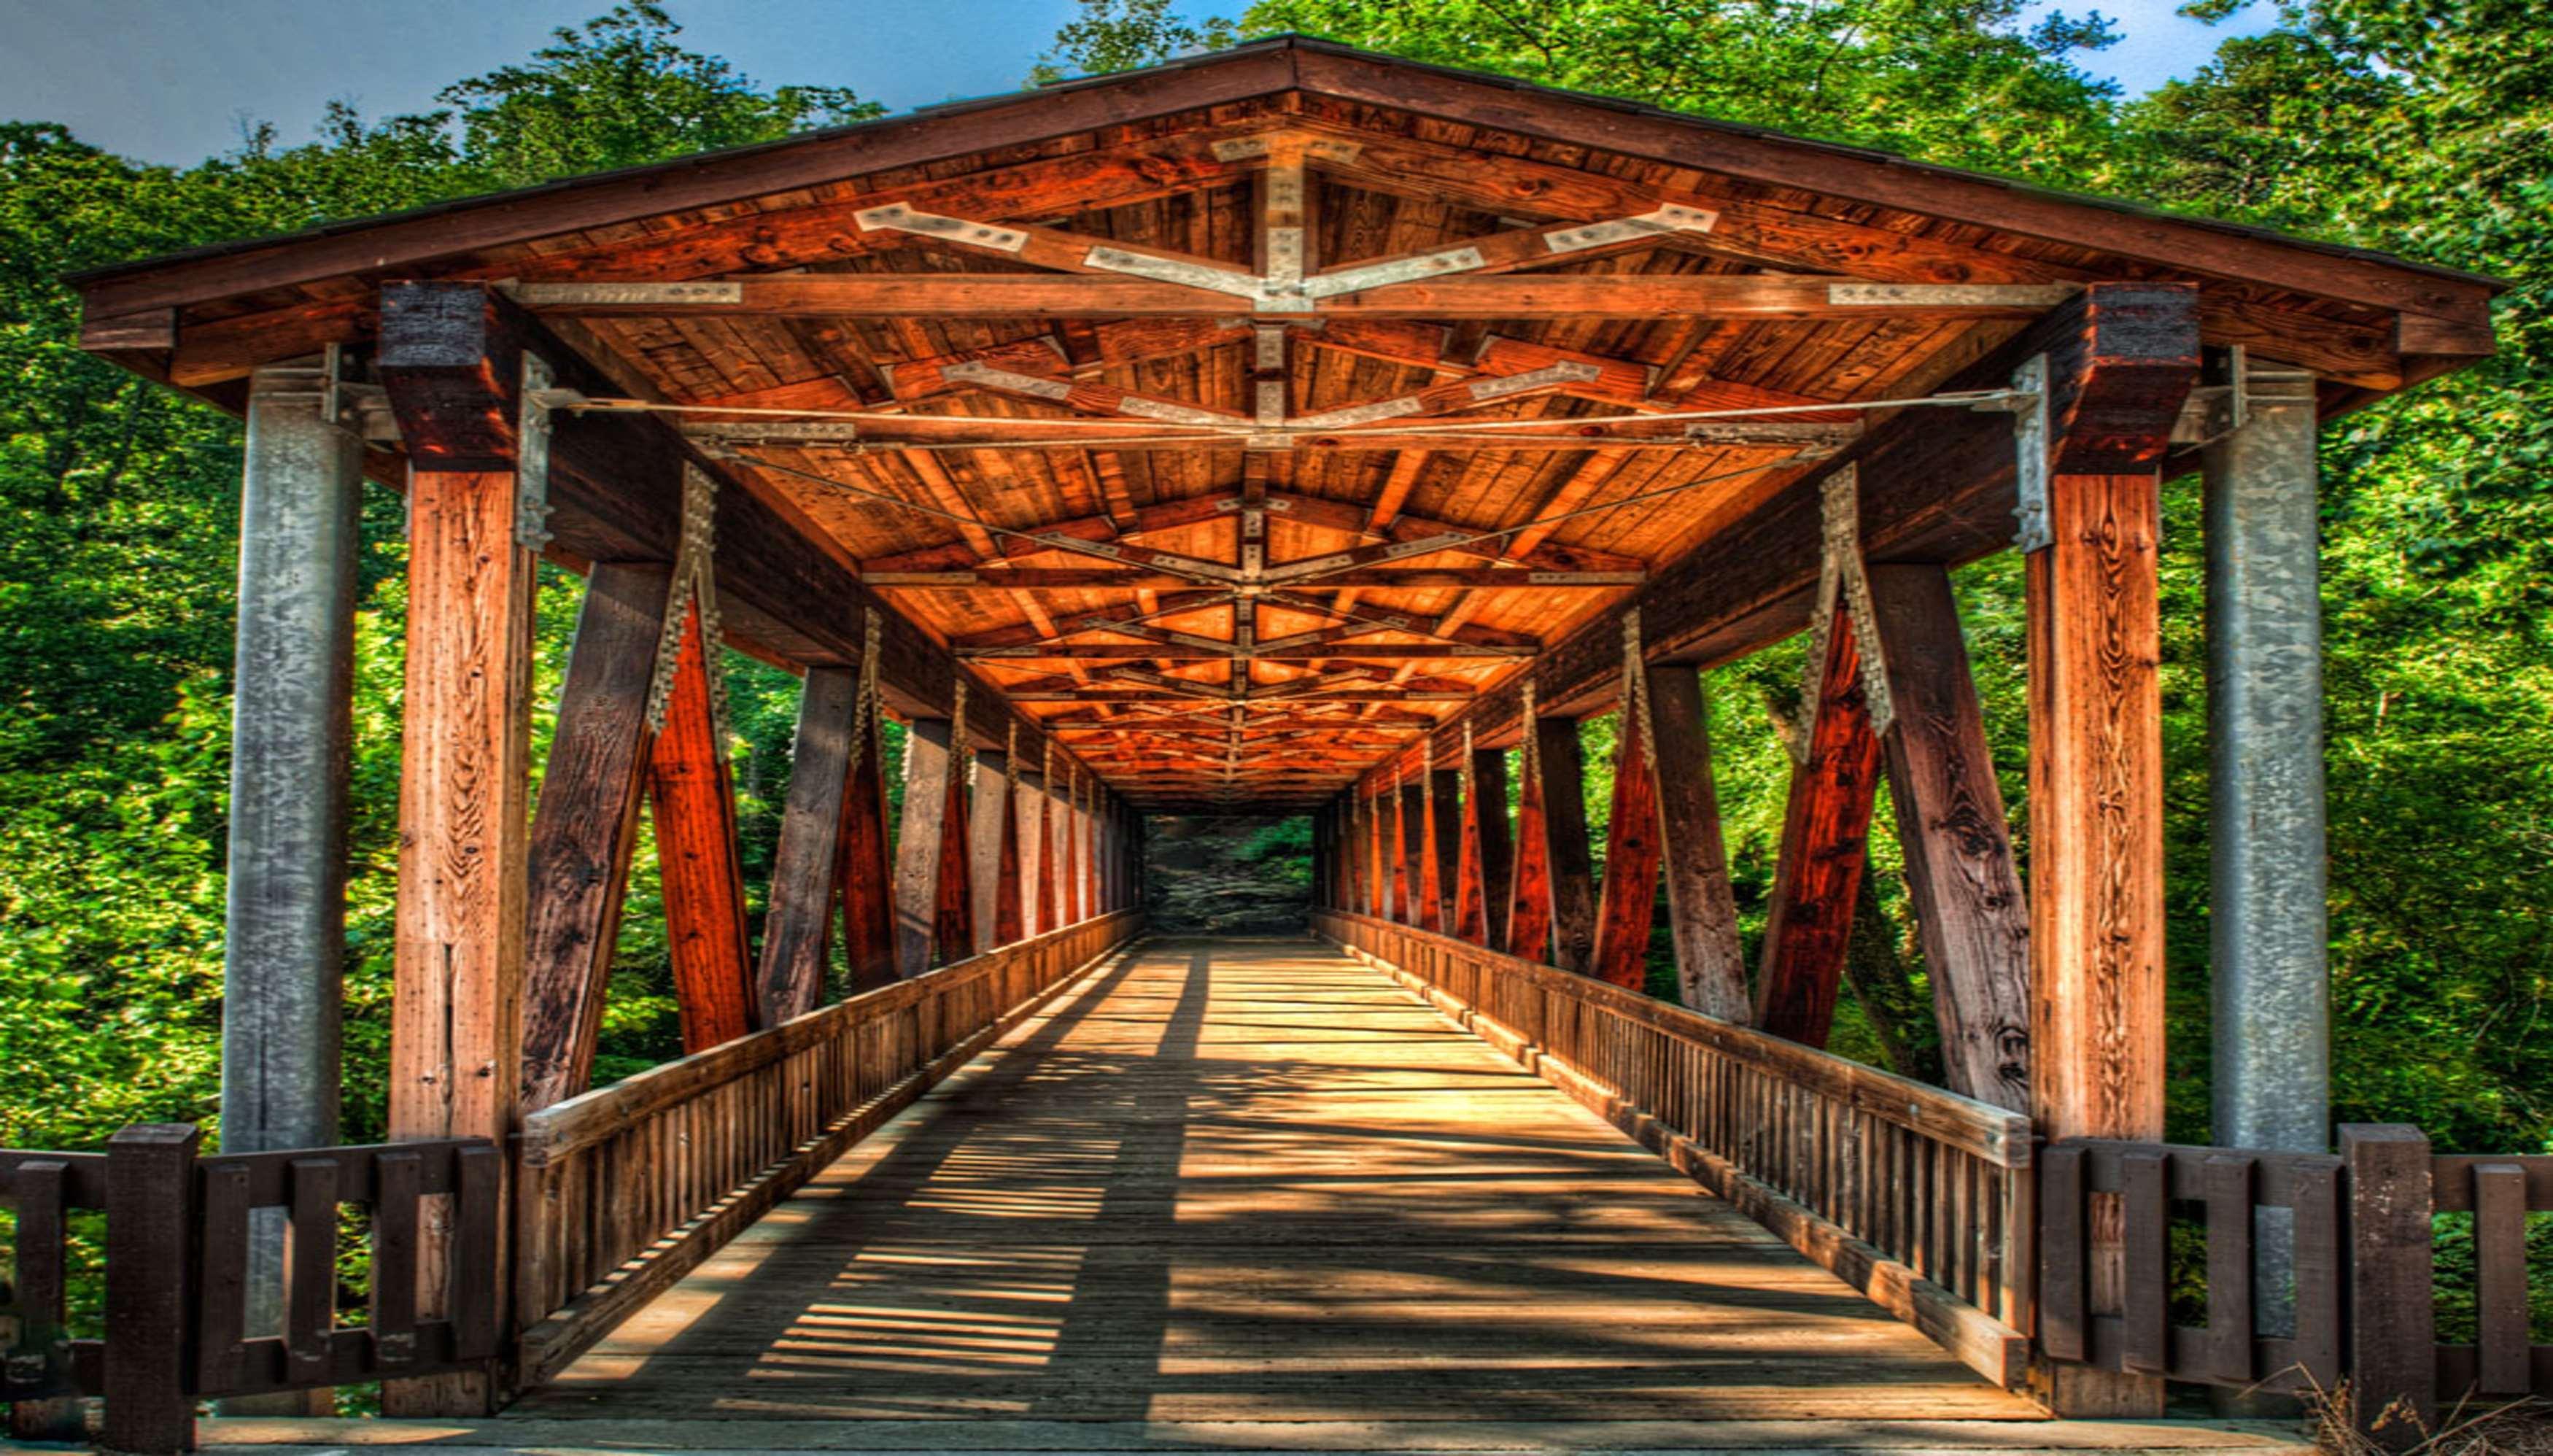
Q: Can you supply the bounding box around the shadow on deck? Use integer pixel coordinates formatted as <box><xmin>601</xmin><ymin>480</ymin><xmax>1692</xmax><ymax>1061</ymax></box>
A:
<box><xmin>203</xmin><ymin>938</ymin><xmax>2310</xmax><ymax>1453</ymax></box>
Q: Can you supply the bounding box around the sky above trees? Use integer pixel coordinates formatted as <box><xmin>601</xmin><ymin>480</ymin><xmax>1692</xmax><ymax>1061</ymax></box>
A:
<box><xmin>2</xmin><ymin>0</ymin><xmax>2269</xmax><ymax>166</ymax></box>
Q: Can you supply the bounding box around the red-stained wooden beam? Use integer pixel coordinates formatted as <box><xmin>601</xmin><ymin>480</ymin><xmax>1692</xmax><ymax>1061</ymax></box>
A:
<box><xmin>1587</xmin><ymin>693</ymin><xmax>1662</xmax><ymax>991</ymax></box>
<box><xmin>522</xmin><ymin>563</ymin><xmax>670</xmax><ymax>1112</ymax></box>
<box><xmin>650</xmin><ymin>601</ymin><xmax>759</xmax><ymax>1053</ymax></box>
<box><xmin>838</xmin><ymin>709</ymin><xmax>897</xmax><ymax>993</ymax></box>
<box><xmin>1754</xmin><ymin>602</ymin><xmax>1885</xmax><ymax>1046</ymax></box>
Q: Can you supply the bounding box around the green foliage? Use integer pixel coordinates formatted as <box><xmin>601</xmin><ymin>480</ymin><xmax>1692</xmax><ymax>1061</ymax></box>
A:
<box><xmin>0</xmin><ymin>7</ymin><xmax>880</xmax><ymax>1151</ymax></box>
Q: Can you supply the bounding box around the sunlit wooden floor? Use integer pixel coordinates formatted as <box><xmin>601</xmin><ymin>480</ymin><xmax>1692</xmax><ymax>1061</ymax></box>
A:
<box><xmin>506</xmin><ymin>937</ymin><xmax>2043</xmax><ymax>1426</ymax></box>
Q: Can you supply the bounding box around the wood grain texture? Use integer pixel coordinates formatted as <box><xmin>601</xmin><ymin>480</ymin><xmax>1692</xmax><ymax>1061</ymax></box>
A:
<box><xmin>840</xmin><ymin>713</ymin><xmax>899</xmax><ymax>994</ymax></box>
<box><xmin>2028</xmin><ymin>473</ymin><xmax>2167</xmax><ymax>1419</ymax></box>
<box><xmin>1588</xmin><ymin>700</ymin><xmax>1661</xmax><ymax>990</ymax></box>
<box><xmin>649</xmin><ymin>603</ymin><xmax>759</xmax><ymax>1053</ymax></box>
<box><xmin>757</xmin><ymin>667</ymin><xmax>858</xmax><ymax>1027</ymax></box>
<box><xmin>385</xmin><ymin>468</ymin><xmax>535</xmax><ymax>1419</ymax></box>
<box><xmin>511</xmin><ymin>939</ymin><xmax>2040</xmax><ymax>1425</ymax></box>
<box><xmin>523</xmin><ymin>564</ymin><xmax>671</xmax><ymax>1111</ymax></box>
<box><xmin>1506</xmin><ymin>748</ymin><xmax>1552</xmax><ymax>964</ymax></box>
<box><xmin>1754</xmin><ymin>605</ymin><xmax>1883</xmax><ymax>1047</ymax></box>
<box><xmin>1645</xmin><ymin>665</ymin><xmax>1749</xmax><ymax>1022</ymax></box>
<box><xmin>1427</xmin><ymin>768</ymin><xmax>1463</xmax><ymax>936</ymax></box>
<box><xmin>1870</xmin><ymin>566</ymin><xmax>2031</xmax><ymax>1113</ymax></box>
<box><xmin>895</xmin><ymin>720</ymin><xmax>962</xmax><ymax>976</ymax></box>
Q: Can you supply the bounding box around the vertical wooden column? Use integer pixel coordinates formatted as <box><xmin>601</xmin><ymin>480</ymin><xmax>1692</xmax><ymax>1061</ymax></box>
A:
<box><xmin>1589</xmin><ymin>666</ymin><xmax>1664</xmax><ymax>991</ymax></box>
<box><xmin>1015</xmin><ymin>769</ymin><xmax>1049</xmax><ymax>937</ymax></box>
<box><xmin>1428</xmin><ymin>767</ymin><xmax>1463</xmax><ymax>931</ymax></box>
<box><xmin>894</xmin><ymin>717</ymin><xmax>969</xmax><ymax>975</ymax></box>
<box><xmin>1055</xmin><ymin>765</ymin><xmax>1081</xmax><ymax>926</ymax></box>
<box><xmin>523</xmin><ymin>564</ymin><xmax>674</xmax><ymax>1107</ymax></box>
<box><xmin>968</xmin><ymin>748</ymin><xmax>1016</xmax><ymax>952</ymax></box>
<box><xmin>2023</xmin><ymin>283</ymin><xmax>2196</xmax><ymax>1419</ymax></box>
<box><xmin>839</xmin><ymin>703</ymin><xmax>898</xmax><ymax>992</ymax></box>
<box><xmin>755</xmin><ymin>667</ymin><xmax>858</xmax><ymax>1026</ymax></box>
<box><xmin>1457</xmin><ymin>746</ymin><xmax>1513</xmax><ymax>948</ymax></box>
<box><xmin>1395</xmin><ymin>780</ymin><xmax>1423</xmax><ymax>927</ymax></box>
<box><xmin>1870</xmin><ymin>565</ymin><xmax>2031</xmax><ymax>1110</ymax></box>
<box><xmin>1084</xmin><ymin>783</ymin><xmax>1104</xmax><ymax>918</ymax></box>
<box><xmin>1645</xmin><ymin>665</ymin><xmax>1749</xmax><ymax>1022</ymax></box>
<box><xmin>1368</xmin><ymin>789</ymin><xmax>1393</xmax><ymax>919</ymax></box>
<box><xmin>1755</xmin><ymin>603</ymin><xmax>1884</xmax><ymax>1045</ymax></box>
<box><xmin>378</xmin><ymin>283</ymin><xmax>541</xmax><ymax>1417</ymax></box>
<box><xmin>650</xmin><ymin>602</ymin><xmax>758</xmax><ymax>1051</ymax></box>
<box><xmin>2031</xmin><ymin>468</ymin><xmax>2167</xmax><ymax>1415</ymax></box>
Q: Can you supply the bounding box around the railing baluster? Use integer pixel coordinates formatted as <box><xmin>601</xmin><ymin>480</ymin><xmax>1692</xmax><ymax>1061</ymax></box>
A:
<box><xmin>285</xmin><ymin>1157</ymin><xmax>338</xmax><ymax>1383</ymax></box>
<box><xmin>373</xmin><ymin>1150</ymin><xmax>422</xmax><ymax>1372</ymax></box>
<box><xmin>2473</xmin><ymin>1161</ymin><xmax>2531</xmax><ymax>1395</ymax></box>
<box><xmin>2120</xmin><ymin>1148</ymin><xmax>2170</xmax><ymax>1375</ymax></box>
<box><xmin>2202</xmin><ymin>1153</ymin><xmax>2255</xmax><ymax>1385</ymax></box>
<box><xmin>194</xmin><ymin>1161</ymin><xmax>252</xmax><ymax>1394</ymax></box>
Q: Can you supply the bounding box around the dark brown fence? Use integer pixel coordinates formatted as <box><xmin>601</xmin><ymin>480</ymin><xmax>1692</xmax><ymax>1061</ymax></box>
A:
<box><xmin>3</xmin><ymin>1126</ymin><xmax>498</xmax><ymax>1452</ymax></box>
<box><xmin>2040</xmin><ymin>1127</ymin><xmax>2550</xmax><ymax>1444</ymax></box>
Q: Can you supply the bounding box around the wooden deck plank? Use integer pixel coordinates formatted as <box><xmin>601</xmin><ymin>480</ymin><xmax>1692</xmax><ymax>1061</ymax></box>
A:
<box><xmin>508</xmin><ymin>937</ymin><xmax>2045</xmax><ymax>1426</ymax></box>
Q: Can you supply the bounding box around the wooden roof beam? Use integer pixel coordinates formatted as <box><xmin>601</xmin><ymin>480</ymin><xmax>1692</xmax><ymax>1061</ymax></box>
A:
<box><xmin>514</xmin><ymin>274</ymin><xmax>2079</xmax><ymax>321</ymax></box>
<box><xmin>864</xmin><ymin>566</ymin><xmax>1643</xmax><ymax>589</ymax></box>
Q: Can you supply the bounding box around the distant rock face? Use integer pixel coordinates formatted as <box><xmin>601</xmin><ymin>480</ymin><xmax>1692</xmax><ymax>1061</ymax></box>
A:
<box><xmin>1144</xmin><ymin>814</ymin><xmax>1312</xmax><ymax>936</ymax></box>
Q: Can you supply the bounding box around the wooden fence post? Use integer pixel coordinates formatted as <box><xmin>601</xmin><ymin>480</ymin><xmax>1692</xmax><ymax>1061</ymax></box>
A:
<box><xmin>2341</xmin><ymin>1124</ymin><xmax>2435</xmax><ymax>1447</ymax></box>
<box><xmin>104</xmin><ymin>1123</ymin><xmax>201</xmax><ymax>1455</ymax></box>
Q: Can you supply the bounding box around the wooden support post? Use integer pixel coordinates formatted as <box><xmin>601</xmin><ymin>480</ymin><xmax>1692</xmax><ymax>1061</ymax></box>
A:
<box><xmin>1644</xmin><ymin>665</ymin><xmax>1748</xmax><ymax>1021</ymax></box>
<box><xmin>895</xmin><ymin>718</ymin><xmax>972</xmax><ymax>974</ymax></box>
<box><xmin>1369</xmin><ymin>791</ymin><xmax>1393</xmax><ymax>920</ymax></box>
<box><xmin>2341</xmin><ymin>1125</ymin><xmax>2436</xmax><ymax>1445</ymax></box>
<box><xmin>1589</xmin><ymin>687</ymin><xmax>1663</xmax><ymax>991</ymax></box>
<box><xmin>839</xmin><ymin>708</ymin><xmax>898</xmax><ymax>991</ymax></box>
<box><xmin>1870</xmin><ymin>565</ymin><xmax>2031</xmax><ymax>1111</ymax></box>
<box><xmin>1756</xmin><ymin>602</ymin><xmax>1883</xmax><ymax>1045</ymax></box>
<box><xmin>1016</xmin><ymin>771</ymin><xmax>1049</xmax><ymax>936</ymax></box>
<box><xmin>756</xmin><ymin>666</ymin><xmax>856</xmax><ymax>1026</ymax></box>
<box><xmin>1463</xmin><ymin>748</ymin><xmax>1512</xmax><ymax>948</ymax></box>
<box><xmin>650</xmin><ymin>602</ymin><xmax>758</xmax><ymax>1051</ymax></box>
<box><xmin>1428</xmin><ymin>767</ymin><xmax>1463</xmax><ymax>932</ymax></box>
<box><xmin>969</xmin><ymin>751</ymin><xmax>1007</xmax><ymax>951</ymax></box>
<box><xmin>1395</xmin><ymin>781</ymin><xmax>1424</xmax><ymax>928</ymax></box>
<box><xmin>2030</xmin><ymin>471</ymin><xmax>2167</xmax><ymax>1417</ymax></box>
<box><xmin>377</xmin><ymin>282</ymin><xmax>546</xmax><ymax>1417</ymax></box>
<box><xmin>103</xmin><ymin>1123</ymin><xmax>200</xmax><ymax>1455</ymax></box>
<box><xmin>523</xmin><ymin>564</ymin><xmax>673</xmax><ymax>1109</ymax></box>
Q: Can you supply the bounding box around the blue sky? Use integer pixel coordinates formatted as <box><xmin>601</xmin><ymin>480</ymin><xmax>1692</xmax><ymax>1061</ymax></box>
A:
<box><xmin>0</xmin><ymin>0</ymin><xmax>2271</xmax><ymax>166</ymax></box>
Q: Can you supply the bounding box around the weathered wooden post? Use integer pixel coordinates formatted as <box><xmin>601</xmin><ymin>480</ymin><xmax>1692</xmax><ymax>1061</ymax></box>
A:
<box><xmin>103</xmin><ymin>1123</ymin><xmax>200</xmax><ymax>1454</ymax></box>
<box><xmin>896</xmin><ymin>713</ymin><xmax>971</xmax><ymax>973</ymax></box>
<box><xmin>377</xmin><ymin>282</ymin><xmax>543</xmax><ymax>1416</ymax></box>
<box><xmin>2341</xmin><ymin>1124</ymin><xmax>2436</xmax><ymax>1445</ymax></box>
<box><xmin>2021</xmin><ymin>284</ymin><xmax>2199</xmax><ymax>1418</ymax></box>
<box><xmin>221</xmin><ymin>352</ymin><xmax>363</xmax><ymax>1412</ymax></box>
<box><xmin>758</xmin><ymin>665</ymin><xmax>859</xmax><ymax>1023</ymax></box>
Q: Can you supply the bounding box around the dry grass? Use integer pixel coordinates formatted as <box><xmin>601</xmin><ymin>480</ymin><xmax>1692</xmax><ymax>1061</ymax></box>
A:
<box><xmin>2300</xmin><ymin>1376</ymin><xmax>2551</xmax><ymax>1456</ymax></box>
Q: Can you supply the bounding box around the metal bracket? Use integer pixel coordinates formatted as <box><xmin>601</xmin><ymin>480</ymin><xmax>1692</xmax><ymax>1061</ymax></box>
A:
<box><xmin>1541</xmin><ymin>205</ymin><xmax>1719</xmax><ymax>255</ymax></box>
<box><xmin>853</xmin><ymin>203</ymin><xmax>1028</xmax><ymax>253</ymax></box>
<box><xmin>679</xmin><ymin>420</ymin><xmax>863</xmax><ymax>447</ymax></box>
<box><xmin>2004</xmin><ymin>354</ymin><xmax>2052</xmax><ymax>553</ymax></box>
<box><xmin>515</xmin><ymin>352</ymin><xmax>557</xmax><ymax>552</ymax></box>
<box><xmin>1793</xmin><ymin>464</ymin><xmax>1893</xmax><ymax>759</ymax></box>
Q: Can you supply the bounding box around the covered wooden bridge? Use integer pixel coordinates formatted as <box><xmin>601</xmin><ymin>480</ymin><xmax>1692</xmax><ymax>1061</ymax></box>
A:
<box><xmin>10</xmin><ymin>34</ymin><xmax>2539</xmax><ymax>1456</ymax></box>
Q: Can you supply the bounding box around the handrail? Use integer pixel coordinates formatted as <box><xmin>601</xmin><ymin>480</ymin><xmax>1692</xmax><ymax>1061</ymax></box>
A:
<box><xmin>514</xmin><ymin>910</ymin><xmax>1143</xmax><ymax>1385</ymax></box>
<box><xmin>1316</xmin><ymin>908</ymin><xmax>2031</xmax><ymax>1387</ymax></box>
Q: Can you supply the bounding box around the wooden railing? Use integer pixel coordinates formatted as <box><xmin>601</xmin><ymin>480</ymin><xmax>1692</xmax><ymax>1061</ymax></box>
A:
<box><xmin>2043</xmin><ymin>1128</ymin><xmax>2551</xmax><ymax>1441</ymax></box>
<box><xmin>1315</xmin><ymin>909</ymin><xmax>2034</xmax><ymax>1388</ymax></box>
<box><xmin>514</xmin><ymin>909</ymin><xmax>1142</xmax><ymax>1385</ymax></box>
<box><xmin>3</xmin><ymin>1126</ymin><xmax>499</xmax><ymax>1453</ymax></box>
